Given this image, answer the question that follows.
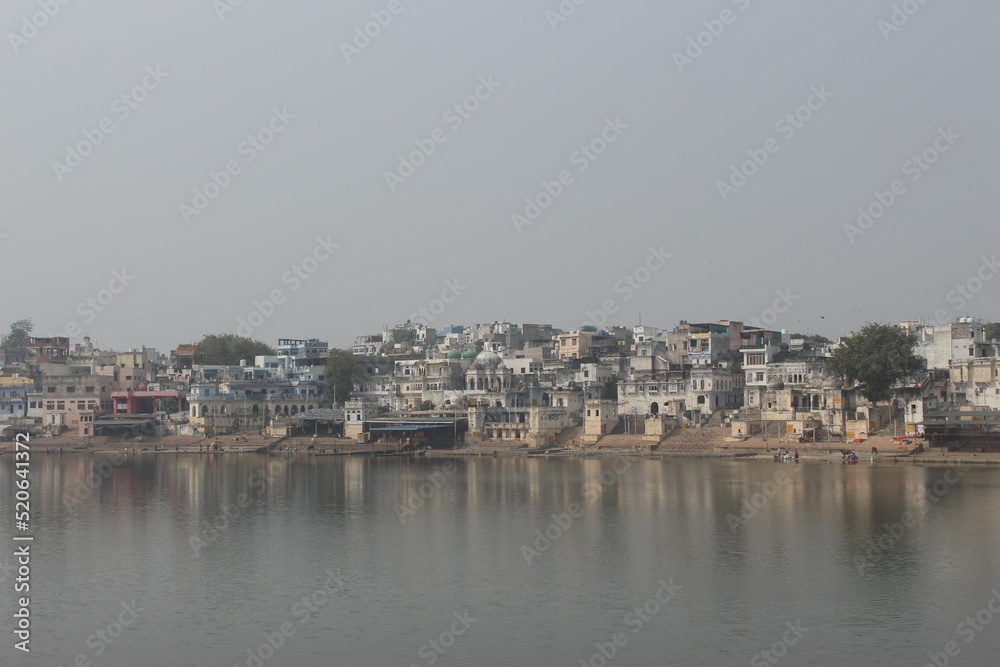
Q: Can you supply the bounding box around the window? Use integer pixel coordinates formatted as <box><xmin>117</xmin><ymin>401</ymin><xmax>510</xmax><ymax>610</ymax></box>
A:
<box><xmin>47</xmin><ymin>386</ymin><xmax>56</xmax><ymax>393</ymax></box>
<box><xmin>66</xmin><ymin>386</ymin><xmax>75</xmax><ymax>393</ymax></box>
<box><xmin>85</xmin><ymin>386</ymin><xmax>94</xmax><ymax>393</ymax></box>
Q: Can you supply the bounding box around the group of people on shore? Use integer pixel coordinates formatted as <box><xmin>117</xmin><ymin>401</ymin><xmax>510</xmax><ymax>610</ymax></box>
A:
<box><xmin>772</xmin><ymin>447</ymin><xmax>799</xmax><ymax>463</ymax></box>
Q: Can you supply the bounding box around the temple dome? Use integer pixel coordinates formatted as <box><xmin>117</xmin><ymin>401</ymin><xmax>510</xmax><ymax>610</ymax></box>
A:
<box><xmin>473</xmin><ymin>350</ymin><xmax>502</xmax><ymax>369</ymax></box>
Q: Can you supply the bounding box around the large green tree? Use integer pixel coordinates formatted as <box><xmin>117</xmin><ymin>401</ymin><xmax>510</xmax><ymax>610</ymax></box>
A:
<box><xmin>791</xmin><ymin>332</ymin><xmax>831</xmax><ymax>344</ymax></box>
<box><xmin>193</xmin><ymin>334</ymin><xmax>275</xmax><ymax>365</ymax></box>
<box><xmin>325</xmin><ymin>348</ymin><xmax>358</xmax><ymax>406</ymax></box>
<box><xmin>986</xmin><ymin>322</ymin><xmax>1000</xmax><ymax>341</ymax></box>
<box><xmin>828</xmin><ymin>323</ymin><xmax>923</xmax><ymax>405</ymax></box>
<box><xmin>1</xmin><ymin>318</ymin><xmax>33</xmax><ymax>353</ymax></box>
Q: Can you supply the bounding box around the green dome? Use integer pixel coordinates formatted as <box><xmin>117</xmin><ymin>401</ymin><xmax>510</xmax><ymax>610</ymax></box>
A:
<box><xmin>446</xmin><ymin>349</ymin><xmax>461</xmax><ymax>359</ymax></box>
<box><xmin>462</xmin><ymin>349</ymin><xmax>477</xmax><ymax>359</ymax></box>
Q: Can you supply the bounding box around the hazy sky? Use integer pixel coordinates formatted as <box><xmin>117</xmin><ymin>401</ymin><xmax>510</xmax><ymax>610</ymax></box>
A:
<box><xmin>2</xmin><ymin>1</ymin><xmax>998</xmax><ymax>352</ymax></box>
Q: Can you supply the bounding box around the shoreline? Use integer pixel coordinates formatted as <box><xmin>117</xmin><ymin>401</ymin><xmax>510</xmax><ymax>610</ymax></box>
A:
<box><xmin>4</xmin><ymin>438</ymin><xmax>998</xmax><ymax>466</ymax></box>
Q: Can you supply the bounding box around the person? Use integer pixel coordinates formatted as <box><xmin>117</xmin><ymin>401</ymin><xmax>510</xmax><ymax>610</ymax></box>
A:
<box><xmin>794</xmin><ymin>448</ymin><xmax>799</xmax><ymax>462</ymax></box>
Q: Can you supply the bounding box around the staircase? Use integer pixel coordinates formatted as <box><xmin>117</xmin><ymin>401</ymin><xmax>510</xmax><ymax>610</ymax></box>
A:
<box><xmin>553</xmin><ymin>426</ymin><xmax>583</xmax><ymax>447</ymax></box>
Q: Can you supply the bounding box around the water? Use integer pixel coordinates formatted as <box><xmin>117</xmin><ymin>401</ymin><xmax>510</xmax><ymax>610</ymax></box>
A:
<box><xmin>2</xmin><ymin>453</ymin><xmax>999</xmax><ymax>666</ymax></box>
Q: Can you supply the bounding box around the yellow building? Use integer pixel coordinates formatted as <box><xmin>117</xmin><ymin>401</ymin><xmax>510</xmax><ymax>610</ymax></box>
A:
<box><xmin>0</xmin><ymin>376</ymin><xmax>34</xmax><ymax>387</ymax></box>
<box><xmin>558</xmin><ymin>332</ymin><xmax>595</xmax><ymax>360</ymax></box>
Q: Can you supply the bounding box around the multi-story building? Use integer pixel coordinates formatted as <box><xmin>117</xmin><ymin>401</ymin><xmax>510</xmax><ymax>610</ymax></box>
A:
<box><xmin>0</xmin><ymin>383</ymin><xmax>33</xmax><ymax>422</ymax></box>
<box><xmin>37</xmin><ymin>369</ymin><xmax>114</xmax><ymax>436</ymax></box>
<box><xmin>25</xmin><ymin>336</ymin><xmax>70</xmax><ymax>362</ymax></box>
<box><xmin>914</xmin><ymin>318</ymin><xmax>993</xmax><ymax>370</ymax></box>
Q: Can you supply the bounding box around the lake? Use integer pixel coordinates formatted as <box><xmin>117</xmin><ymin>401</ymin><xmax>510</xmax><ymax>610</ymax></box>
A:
<box><xmin>1</xmin><ymin>453</ymin><xmax>998</xmax><ymax>666</ymax></box>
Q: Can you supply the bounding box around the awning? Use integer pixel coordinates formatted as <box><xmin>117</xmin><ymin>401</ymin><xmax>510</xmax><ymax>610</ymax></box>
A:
<box><xmin>368</xmin><ymin>424</ymin><xmax>452</xmax><ymax>431</ymax></box>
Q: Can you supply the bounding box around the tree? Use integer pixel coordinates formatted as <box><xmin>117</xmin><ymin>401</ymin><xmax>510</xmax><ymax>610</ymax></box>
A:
<box><xmin>325</xmin><ymin>349</ymin><xmax>358</xmax><ymax>406</ymax></box>
<box><xmin>580</xmin><ymin>325</ymin><xmax>598</xmax><ymax>332</ymax></box>
<box><xmin>194</xmin><ymin>334</ymin><xmax>275</xmax><ymax>365</ymax></box>
<box><xmin>828</xmin><ymin>323</ymin><xmax>923</xmax><ymax>406</ymax></box>
<box><xmin>1</xmin><ymin>318</ymin><xmax>33</xmax><ymax>353</ymax></box>
<box><xmin>986</xmin><ymin>322</ymin><xmax>1000</xmax><ymax>341</ymax></box>
<box><xmin>791</xmin><ymin>332</ymin><xmax>831</xmax><ymax>344</ymax></box>
<box><xmin>418</xmin><ymin>400</ymin><xmax>434</xmax><ymax>411</ymax></box>
<box><xmin>392</xmin><ymin>329</ymin><xmax>416</xmax><ymax>344</ymax></box>
<box><xmin>602</xmin><ymin>374</ymin><xmax>620</xmax><ymax>401</ymax></box>
<box><xmin>160</xmin><ymin>397</ymin><xmax>179</xmax><ymax>413</ymax></box>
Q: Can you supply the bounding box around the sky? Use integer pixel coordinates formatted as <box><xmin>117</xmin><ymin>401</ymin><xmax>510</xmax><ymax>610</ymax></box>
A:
<box><xmin>2</xmin><ymin>0</ymin><xmax>998</xmax><ymax>353</ymax></box>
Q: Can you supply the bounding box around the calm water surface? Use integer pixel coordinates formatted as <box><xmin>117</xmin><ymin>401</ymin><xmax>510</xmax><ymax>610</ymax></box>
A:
<box><xmin>2</xmin><ymin>453</ymin><xmax>999</xmax><ymax>666</ymax></box>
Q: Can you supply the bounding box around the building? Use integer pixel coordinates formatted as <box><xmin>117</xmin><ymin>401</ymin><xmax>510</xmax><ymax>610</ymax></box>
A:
<box><xmin>37</xmin><ymin>369</ymin><xmax>114</xmax><ymax>436</ymax></box>
<box><xmin>914</xmin><ymin>318</ymin><xmax>993</xmax><ymax>370</ymax></box>
<box><xmin>25</xmin><ymin>336</ymin><xmax>70</xmax><ymax>362</ymax></box>
<box><xmin>0</xmin><ymin>383</ymin><xmax>32</xmax><ymax>422</ymax></box>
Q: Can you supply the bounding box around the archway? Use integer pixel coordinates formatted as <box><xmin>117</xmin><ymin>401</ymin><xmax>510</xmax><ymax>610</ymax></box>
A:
<box><xmin>650</xmin><ymin>402</ymin><xmax>659</xmax><ymax>416</ymax></box>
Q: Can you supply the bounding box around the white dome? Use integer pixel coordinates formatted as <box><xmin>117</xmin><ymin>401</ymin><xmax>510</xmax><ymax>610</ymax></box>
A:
<box><xmin>474</xmin><ymin>350</ymin><xmax>502</xmax><ymax>369</ymax></box>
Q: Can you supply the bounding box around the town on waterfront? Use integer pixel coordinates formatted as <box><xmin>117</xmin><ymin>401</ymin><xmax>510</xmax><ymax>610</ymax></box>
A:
<box><xmin>2</xmin><ymin>317</ymin><xmax>999</xmax><ymax>462</ymax></box>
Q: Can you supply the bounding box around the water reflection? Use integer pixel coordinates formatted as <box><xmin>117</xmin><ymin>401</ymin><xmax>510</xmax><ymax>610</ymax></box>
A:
<box><xmin>0</xmin><ymin>454</ymin><xmax>998</xmax><ymax>666</ymax></box>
